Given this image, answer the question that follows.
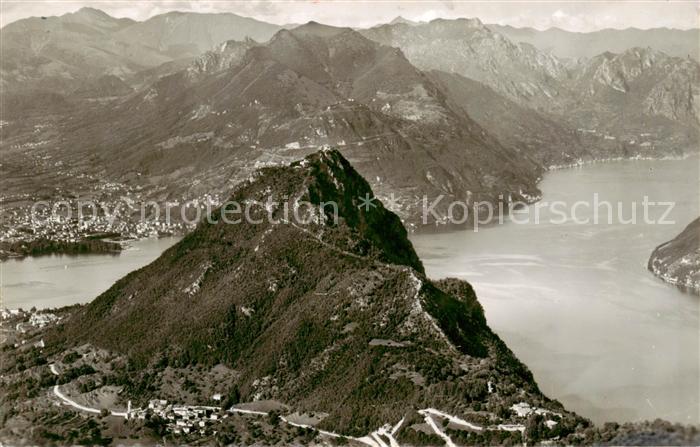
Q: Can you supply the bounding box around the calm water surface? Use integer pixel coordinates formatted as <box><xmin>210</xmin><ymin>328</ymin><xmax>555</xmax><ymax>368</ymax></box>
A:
<box><xmin>411</xmin><ymin>158</ymin><xmax>700</xmax><ymax>425</ymax></box>
<box><xmin>1</xmin><ymin>237</ymin><xmax>180</xmax><ymax>310</ymax></box>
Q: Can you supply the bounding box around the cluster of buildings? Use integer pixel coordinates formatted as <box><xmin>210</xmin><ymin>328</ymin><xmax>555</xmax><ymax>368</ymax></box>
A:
<box><xmin>28</xmin><ymin>312</ymin><xmax>60</xmax><ymax>328</ymax></box>
<box><xmin>0</xmin><ymin>197</ymin><xmax>187</xmax><ymax>244</ymax></box>
<box><xmin>1</xmin><ymin>309</ymin><xmax>59</xmax><ymax>348</ymax></box>
<box><xmin>0</xmin><ymin>189</ymin><xmax>230</xmax><ymax>245</ymax></box>
<box><xmin>0</xmin><ymin>308</ymin><xmax>60</xmax><ymax>328</ymax></box>
<box><xmin>0</xmin><ymin>309</ymin><xmax>23</xmax><ymax>320</ymax></box>
<box><xmin>132</xmin><ymin>399</ymin><xmax>228</xmax><ymax>435</ymax></box>
<box><xmin>510</xmin><ymin>402</ymin><xmax>561</xmax><ymax>430</ymax></box>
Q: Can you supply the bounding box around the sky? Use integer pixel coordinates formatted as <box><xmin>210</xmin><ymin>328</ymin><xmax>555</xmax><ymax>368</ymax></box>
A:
<box><xmin>1</xmin><ymin>0</ymin><xmax>699</xmax><ymax>31</ymax></box>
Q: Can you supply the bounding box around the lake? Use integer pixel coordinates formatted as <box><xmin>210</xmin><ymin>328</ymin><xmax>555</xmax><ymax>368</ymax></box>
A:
<box><xmin>411</xmin><ymin>157</ymin><xmax>700</xmax><ymax>425</ymax></box>
<box><xmin>1</xmin><ymin>158</ymin><xmax>698</xmax><ymax>426</ymax></box>
<box><xmin>1</xmin><ymin>237</ymin><xmax>180</xmax><ymax>310</ymax></box>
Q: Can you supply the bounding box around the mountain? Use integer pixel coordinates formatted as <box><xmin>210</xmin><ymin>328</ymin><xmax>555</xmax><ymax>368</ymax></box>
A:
<box><xmin>21</xmin><ymin>150</ymin><xmax>697</xmax><ymax>445</ymax></box>
<box><xmin>489</xmin><ymin>25</ymin><xmax>700</xmax><ymax>61</ymax></box>
<box><xmin>362</xmin><ymin>20</ymin><xmax>700</xmax><ymax>158</ymax></box>
<box><xmin>648</xmin><ymin>217</ymin><xmax>700</xmax><ymax>294</ymax></box>
<box><xmin>560</xmin><ymin>48</ymin><xmax>700</xmax><ymax>153</ymax></box>
<box><xmin>3</xmin><ymin>153</ymin><xmax>700</xmax><ymax>446</ymax></box>
<box><xmin>112</xmin><ymin>11</ymin><xmax>282</xmax><ymax>58</ymax></box>
<box><xmin>52</xmin><ymin>148</ymin><xmax>584</xmax><ymax>442</ymax></box>
<box><xmin>185</xmin><ymin>39</ymin><xmax>257</xmax><ymax>77</ymax></box>
<box><xmin>3</xmin><ymin>22</ymin><xmax>541</xmax><ymax>227</ymax></box>
<box><xmin>361</xmin><ymin>18</ymin><xmax>568</xmax><ymax>109</ymax></box>
<box><xmin>2</xmin><ymin>12</ymin><xmax>698</xmax><ymax>239</ymax></box>
<box><xmin>0</xmin><ymin>8</ymin><xmax>282</xmax><ymax>94</ymax></box>
<box><xmin>567</xmin><ymin>48</ymin><xmax>699</xmax><ymax>122</ymax></box>
<box><xmin>0</xmin><ymin>7</ymin><xmax>163</xmax><ymax>93</ymax></box>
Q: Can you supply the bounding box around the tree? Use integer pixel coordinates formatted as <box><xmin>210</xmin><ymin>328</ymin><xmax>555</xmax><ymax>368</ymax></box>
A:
<box><xmin>525</xmin><ymin>414</ymin><xmax>547</xmax><ymax>442</ymax></box>
<box><xmin>268</xmin><ymin>410</ymin><xmax>280</xmax><ymax>426</ymax></box>
<box><xmin>221</xmin><ymin>386</ymin><xmax>240</xmax><ymax>409</ymax></box>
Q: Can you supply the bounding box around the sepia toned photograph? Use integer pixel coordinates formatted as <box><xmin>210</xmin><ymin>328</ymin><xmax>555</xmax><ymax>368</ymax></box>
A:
<box><xmin>0</xmin><ymin>1</ymin><xmax>698</xmax><ymax>445</ymax></box>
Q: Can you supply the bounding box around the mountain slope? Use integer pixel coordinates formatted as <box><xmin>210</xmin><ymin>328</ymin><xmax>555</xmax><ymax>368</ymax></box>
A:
<box><xmin>54</xmin><ymin>149</ymin><xmax>580</xmax><ymax>440</ymax></box>
<box><xmin>361</xmin><ymin>19</ymin><xmax>568</xmax><ymax>108</ymax></box>
<box><xmin>648</xmin><ymin>217</ymin><xmax>700</xmax><ymax>294</ymax></box>
<box><xmin>427</xmin><ymin>70</ymin><xmax>591</xmax><ymax>167</ymax></box>
<box><xmin>568</xmin><ymin>48</ymin><xmax>699</xmax><ymax>122</ymax></box>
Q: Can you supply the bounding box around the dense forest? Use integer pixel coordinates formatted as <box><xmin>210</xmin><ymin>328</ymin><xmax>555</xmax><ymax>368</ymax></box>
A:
<box><xmin>0</xmin><ymin>238</ymin><xmax>121</xmax><ymax>260</ymax></box>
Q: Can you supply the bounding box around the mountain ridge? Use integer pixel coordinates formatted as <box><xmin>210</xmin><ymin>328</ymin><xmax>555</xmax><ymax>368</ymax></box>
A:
<box><xmin>489</xmin><ymin>24</ymin><xmax>699</xmax><ymax>60</ymax></box>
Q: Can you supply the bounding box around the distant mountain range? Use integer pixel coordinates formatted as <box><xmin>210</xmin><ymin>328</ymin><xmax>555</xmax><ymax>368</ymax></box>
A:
<box><xmin>1</xmin><ymin>9</ymin><xmax>698</xmax><ymax>230</ymax></box>
<box><xmin>363</xmin><ymin>19</ymin><xmax>699</xmax><ymax>166</ymax></box>
<box><xmin>0</xmin><ymin>7</ymin><xmax>282</xmax><ymax>94</ymax></box>
<box><xmin>649</xmin><ymin>217</ymin><xmax>700</xmax><ymax>295</ymax></box>
<box><xmin>489</xmin><ymin>25</ymin><xmax>699</xmax><ymax>61</ymax></box>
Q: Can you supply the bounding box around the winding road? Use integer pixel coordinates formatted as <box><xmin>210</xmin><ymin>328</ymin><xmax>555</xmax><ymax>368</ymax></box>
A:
<box><xmin>47</xmin><ymin>360</ymin><xmax>523</xmax><ymax>444</ymax></box>
<box><xmin>49</xmin><ymin>364</ymin><xmax>128</xmax><ymax>418</ymax></box>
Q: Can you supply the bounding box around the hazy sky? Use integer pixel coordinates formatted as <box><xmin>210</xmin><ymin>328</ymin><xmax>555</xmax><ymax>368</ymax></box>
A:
<box><xmin>1</xmin><ymin>0</ymin><xmax>699</xmax><ymax>31</ymax></box>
